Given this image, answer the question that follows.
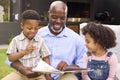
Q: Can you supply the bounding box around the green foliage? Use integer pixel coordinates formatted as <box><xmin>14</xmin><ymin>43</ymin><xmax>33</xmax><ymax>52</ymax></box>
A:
<box><xmin>0</xmin><ymin>49</ymin><xmax>14</xmax><ymax>79</ymax></box>
<box><xmin>0</xmin><ymin>0</ymin><xmax>10</xmax><ymax>21</ymax></box>
<box><xmin>7</xmin><ymin>34</ymin><xmax>14</xmax><ymax>44</ymax></box>
<box><xmin>0</xmin><ymin>0</ymin><xmax>10</xmax><ymax>12</ymax></box>
<box><xmin>3</xmin><ymin>13</ymin><xmax>8</xmax><ymax>21</ymax></box>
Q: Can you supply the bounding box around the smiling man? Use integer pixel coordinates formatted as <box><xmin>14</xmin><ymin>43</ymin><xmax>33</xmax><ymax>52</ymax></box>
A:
<box><xmin>6</xmin><ymin>1</ymin><xmax>87</xmax><ymax>80</ymax></box>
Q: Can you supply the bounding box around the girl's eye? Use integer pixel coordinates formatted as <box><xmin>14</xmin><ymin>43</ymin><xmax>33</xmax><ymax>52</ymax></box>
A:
<box><xmin>86</xmin><ymin>40</ymin><xmax>90</xmax><ymax>43</ymax></box>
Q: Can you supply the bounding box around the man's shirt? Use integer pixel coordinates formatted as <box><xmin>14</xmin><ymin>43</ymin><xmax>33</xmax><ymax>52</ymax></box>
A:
<box><xmin>37</xmin><ymin>25</ymin><xmax>87</xmax><ymax>79</ymax></box>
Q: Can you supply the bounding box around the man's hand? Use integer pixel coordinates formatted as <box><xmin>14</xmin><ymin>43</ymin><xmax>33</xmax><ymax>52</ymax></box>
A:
<box><xmin>11</xmin><ymin>60</ymin><xmax>40</xmax><ymax>78</ymax></box>
<box><xmin>19</xmin><ymin>66</ymin><xmax>40</xmax><ymax>78</ymax></box>
<box><xmin>45</xmin><ymin>74</ymin><xmax>52</xmax><ymax>80</ymax></box>
<box><xmin>56</xmin><ymin>61</ymin><xmax>68</xmax><ymax>71</ymax></box>
<box><xmin>56</xmin><ymin>61</ymin><xmax>80</xmax><ymax>71</ymax></box>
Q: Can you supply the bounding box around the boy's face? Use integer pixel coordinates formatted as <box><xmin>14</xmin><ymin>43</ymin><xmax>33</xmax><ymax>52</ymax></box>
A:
<box><xmin>21</xmin><ymin>19</ymin><xmax>39</xmax><ymax>40</ymax></box>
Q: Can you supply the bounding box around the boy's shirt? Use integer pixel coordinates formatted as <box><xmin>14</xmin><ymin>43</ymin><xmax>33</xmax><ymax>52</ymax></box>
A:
<box><xmin>7</xmin><ymin>32</ymin><xmax>51</xmax><ymax>68</ymax></box>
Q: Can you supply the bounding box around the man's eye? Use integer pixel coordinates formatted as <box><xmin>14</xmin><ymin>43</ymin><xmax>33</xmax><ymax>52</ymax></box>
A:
<box><xmin>52</xmin><ymin>16</ymin><xmax>57</xmax><ymax>19</ymax></box>
<box><xmin>51</xmin><ymin>15</ymin><xmax>66</xmax><ymax>20</ymax></box>
<box><xmin>61</xmin><ymin>17</ymin><xmax>65</xmax><ymax>20</ymax></box>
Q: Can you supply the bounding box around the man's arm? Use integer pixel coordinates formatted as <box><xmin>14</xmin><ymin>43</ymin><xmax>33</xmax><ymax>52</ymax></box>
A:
<box><xmin>11</xmin><ymin>60</ymin><xmax>22</xmax><ymax>71</ymax></box>
<box><xmin>43</xmin><ymin>57</ymin><xmax>52</xmax><ymax>80</ymax></box>
<box><xmin>11</xmin><ymin>60</ymin><xmax>40</xmax><ymax>78</ymax></box>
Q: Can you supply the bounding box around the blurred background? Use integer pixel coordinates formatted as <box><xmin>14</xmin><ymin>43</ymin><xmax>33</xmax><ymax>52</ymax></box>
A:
<box><xmin>0</xmin><ymin>0</ymin><xmax>120</xmax><ymax>44</ymax></box>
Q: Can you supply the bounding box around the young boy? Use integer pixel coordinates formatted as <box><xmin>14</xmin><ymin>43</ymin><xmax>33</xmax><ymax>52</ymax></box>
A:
<box><xmin>2</xmin><ymin>10</ymin><xmax>51</xmax><ymax>80</ymax></box>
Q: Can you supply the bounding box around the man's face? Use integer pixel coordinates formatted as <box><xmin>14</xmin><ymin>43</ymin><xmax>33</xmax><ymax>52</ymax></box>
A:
<box><xmin>48</xmin><ymin>5</ymin><xmax>67</xmax><ymax>33</ymax></box>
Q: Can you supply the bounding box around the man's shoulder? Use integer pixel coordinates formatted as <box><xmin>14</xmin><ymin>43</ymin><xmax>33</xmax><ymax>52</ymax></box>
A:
<box><xmin>37</xmin><ymin>26</ymin><xmax>48</xmax><ymax>36</ymax></box>
<box><xmin>38</xmin><ymin>26</ymin><xmax>48</xmax><ymax>33</ymax></box>
<box><xmin>66</xmin><ymin>27</ymin><xmax>80</xmax><ymax>37</ymax></box>
<box><xmin>39</xmin><ymin>26</ymin><xmax>48</xmax><ymax>30</ymax></box>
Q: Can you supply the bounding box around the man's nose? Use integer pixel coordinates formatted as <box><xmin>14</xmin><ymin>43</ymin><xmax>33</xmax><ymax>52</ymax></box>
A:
<box><xmin>56</xmin><ymin>18</ymin><xmax>61</xmax><ymax>23</ymax></box>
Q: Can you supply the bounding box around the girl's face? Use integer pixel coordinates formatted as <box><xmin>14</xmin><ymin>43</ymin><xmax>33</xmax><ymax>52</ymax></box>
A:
<box><xmin>20</xmin><ymin>19</ymin><xmax>39</xmax><ymax>40</ymax></box>
<box><xmin>85</xmin><ymin>33</ymin><xmax>100</xmax><ymax>54</ymax></box>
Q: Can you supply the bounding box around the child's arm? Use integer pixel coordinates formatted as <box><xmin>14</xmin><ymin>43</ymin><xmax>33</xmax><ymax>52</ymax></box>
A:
<box><xmin>8</xmin><ymin>44</ymin><xmax>35</xmax><ymax>62</ymax></box>
<box><xmin>82</xmin><ymin>53</ymin><xmax>91</xmax><ymax>80</ymax></box>
<box><xmin>43</xmin><ymin>56</ymin><xmax>52</xmax><ymax>80</ymax></box>
<box><xmin>107</xmin><ymin>53</ymin><xmax>118</xmax><ymax>80</ymax></box>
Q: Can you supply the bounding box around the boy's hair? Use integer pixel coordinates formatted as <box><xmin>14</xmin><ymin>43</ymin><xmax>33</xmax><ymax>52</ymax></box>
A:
<box><xmin>82</xmin><ymin>22</ymin><xmax>116</xmax><ymax>49</ymax></box>
<box><xmin>22</xmin><ymin>10</ymin><xmax>40</xmax><ymax>21</ymax></box>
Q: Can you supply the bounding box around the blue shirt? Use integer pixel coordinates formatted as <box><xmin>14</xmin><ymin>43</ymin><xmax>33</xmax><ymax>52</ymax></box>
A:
<box><xmin>37</xmin><ymin>25</ymin><xmax>87</xmax><ymax>79</ymax></box>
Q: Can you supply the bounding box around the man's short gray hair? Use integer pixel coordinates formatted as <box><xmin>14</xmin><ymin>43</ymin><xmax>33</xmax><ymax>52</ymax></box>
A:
<box><xmin>48</xmin><ymin>1</ymin><xmax>68</xmax><ymax>14</ymax></box>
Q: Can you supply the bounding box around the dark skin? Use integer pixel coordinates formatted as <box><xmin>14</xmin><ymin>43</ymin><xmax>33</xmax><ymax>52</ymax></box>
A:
<box><xmin>10</xmin><ymin>1</ymin><xmax>79</xmax><ymax>80</ymax></box>
<box><xmin>11</xmin><ymin>60</ymin><xmax>40</xmax><ymax>78</ymax></box>
<box><xmin>9</xmin><ymin>19</ymin><xmax>51</xmax><ymax>79</ymax></box>
<box><xmin>11</xmin><ymin>60</ymin><xmax>51</xmax><ymax>79</ymax></box>
<box><xmin>48</xmin><ymin>1</ymin><xmax>80</xmax><ymax>71</ymax></box>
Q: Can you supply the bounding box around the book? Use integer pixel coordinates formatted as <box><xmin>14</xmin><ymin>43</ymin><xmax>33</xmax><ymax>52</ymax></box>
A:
<box><xmin>32</xmin><ymin>59</ymin><xmax>91</xmax><ymax>74</ymax></box>
<box><xmin>32</xmin><ymin>59</ymin><xmax>62</xmax><ymax>74</ymax></box>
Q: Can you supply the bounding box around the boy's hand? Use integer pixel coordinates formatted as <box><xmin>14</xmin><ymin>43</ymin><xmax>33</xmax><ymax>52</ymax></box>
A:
<box><xmin>26</xmin><ymin>44</ymin><xmax>35</xmax><ymax>53</ymax></box>
<box><xmin>22</xmin><ymin>44</ymin><xmax>36</xmax><ymax>55</ymax></box>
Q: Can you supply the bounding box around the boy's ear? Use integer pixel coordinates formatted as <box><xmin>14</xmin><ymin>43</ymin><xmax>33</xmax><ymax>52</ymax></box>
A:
<box><xmin>20</xmin><ymin>23</ymin><xmax>24</xmax><ymax>29</ymax></box>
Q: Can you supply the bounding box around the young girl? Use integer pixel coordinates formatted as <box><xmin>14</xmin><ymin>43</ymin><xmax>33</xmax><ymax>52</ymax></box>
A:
<box><xmin>81</xmin><ymin>22</ymin><xmax>118</xmax><ymax>80</ymax></box>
